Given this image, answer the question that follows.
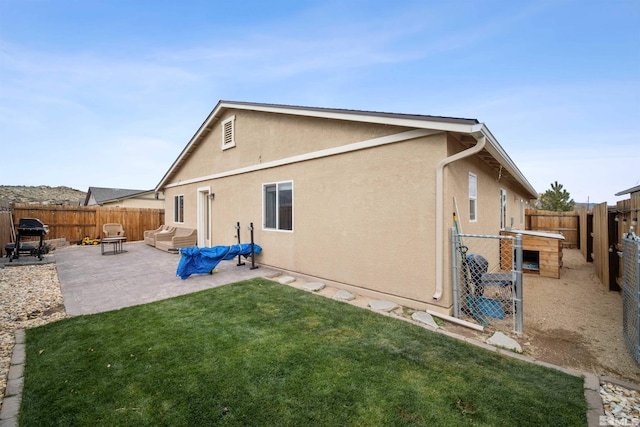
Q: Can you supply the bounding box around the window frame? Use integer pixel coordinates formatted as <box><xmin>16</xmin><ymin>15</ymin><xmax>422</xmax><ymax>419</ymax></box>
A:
<box><xmin>174</xmin><ymin>194</ymin><xmax>184</xmax><ymax>223</ymax></box>
<box><xmin>519</xmin><ymin>199</ymin><xmax>524</xmax><ymax>225</ymax></box>
<box><xmin>262</xmin><ymin>180</ymin><xmax>294</xmax><ymax>232</ymax></box>
<box><xmin>500</xmin><ymin>188</ymin><xmax>507</xmax><ymax>229</ymax></box>
<box><xmin>221</xmin><ymin>115</ymin><xmax>236</xmax><ymax>150</ymax></box>
<box><xmin>468</xmin><ymin>172</ymin><xmax>477</xmax><ymax>223</ymax></box>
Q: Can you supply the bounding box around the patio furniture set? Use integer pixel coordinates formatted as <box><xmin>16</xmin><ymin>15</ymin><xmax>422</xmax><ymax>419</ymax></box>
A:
<box><xmin>144</xmin><ymin>225</ymin><xmax>197</xmax><ymax>252</ymax></box>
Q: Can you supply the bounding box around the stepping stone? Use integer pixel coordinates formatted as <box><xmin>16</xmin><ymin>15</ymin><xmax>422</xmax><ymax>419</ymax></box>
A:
<box><xmin>278</xmin><ymin>276</ymin><xmax>296</xmax><ymax>285</ymax></box>
<box><xmin>411</xmin><ymin>311</ymin><xmax>439</xmax><ymax>329</ymax></box>
<box><xmin>369</xmin><ymin>300</ymin><xmax>398</xmax><ymax>312</ymax></box>
<box><xmin>302</xmin><ymin>282</ymin><xmax>325</xmax><ymax>292</ymax></box>
<box><xmin>487</xmin><ymin>331</ymin><xmax>522</xmax><ymax>353</ymax></box>
<box><xmin>333</xmin><ymin>290</ymin><xmax>355</xmax><ymax>301</ymax></box>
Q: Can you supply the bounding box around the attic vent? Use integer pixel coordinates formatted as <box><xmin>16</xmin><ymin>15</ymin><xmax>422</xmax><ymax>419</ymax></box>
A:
<box><xmin>221</xmin><ymin>115</ymin><xmax>235</xmax><ymax>150</ymax></box>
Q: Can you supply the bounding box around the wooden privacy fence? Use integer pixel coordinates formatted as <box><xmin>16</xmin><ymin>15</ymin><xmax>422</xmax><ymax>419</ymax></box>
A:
<box><xmin>0</xmin><ymin>211</ymin><xmax>14</xmax><ymax>255</ymax></box>
<box><xmin>578</xmin><ymin>209</ymin><xmax>593</xmax><ymax>262</ymax></box>
<box><xmin>525</xmin><ymin>209</ymin><xmax>579</xmax><ymax>248</ymax></box>
<box><xmin>616</xmin><ymin>192</ymin><xmax>640</xmax><ymax>244</ymax></box>
<box><xmin>5</xmin><ymin>204</ymin><xmax>165</xmax><ymax>247</ymax></box>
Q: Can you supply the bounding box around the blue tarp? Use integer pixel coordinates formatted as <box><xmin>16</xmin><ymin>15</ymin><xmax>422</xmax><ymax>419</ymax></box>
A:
<box><xmin>176</xmin><ymin>244</ymin><xmax>262</xmax><ymax>280</ymax></box>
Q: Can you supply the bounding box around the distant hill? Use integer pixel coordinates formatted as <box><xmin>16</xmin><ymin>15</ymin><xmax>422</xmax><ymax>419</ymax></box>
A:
<box><xmin>574</xmin><ymin>202</ymin><xmax>599</xmax><ymax>211</ymax></box>
<box><xmin>0</xmin><ymin>185</ymin><xmax>86</xmax><ymax>208</ymax></box>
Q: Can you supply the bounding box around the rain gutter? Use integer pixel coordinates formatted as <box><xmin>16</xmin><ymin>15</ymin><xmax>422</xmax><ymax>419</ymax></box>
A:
<box><xmin>432</xmin><ymin>131</ymin><xmax>486</xmax><ymax>301</ymax></box>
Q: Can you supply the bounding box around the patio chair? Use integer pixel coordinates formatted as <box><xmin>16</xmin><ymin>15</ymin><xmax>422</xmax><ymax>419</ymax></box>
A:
<box><xmin>103</xmin><ymin>223</ymin><xmax>125</xmax><ymax>238</ymax></box>
<box><xmin>144</xmin><ymin>225</ymin><xmax>175</xmax><ymax>246</ymax></box>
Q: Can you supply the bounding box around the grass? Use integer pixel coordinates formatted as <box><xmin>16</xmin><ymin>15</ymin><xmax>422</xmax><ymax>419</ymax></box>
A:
<box><xmin>21</xmin><ymin>279</ymin><xmax>587</xmax><ymax>426</ymax></box>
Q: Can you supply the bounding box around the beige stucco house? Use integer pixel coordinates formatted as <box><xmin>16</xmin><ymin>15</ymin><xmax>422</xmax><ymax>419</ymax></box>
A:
<box><xmin>156</xmin><ymin>101</ymin><xmax>537</xmax><ymax>314</ymax></box>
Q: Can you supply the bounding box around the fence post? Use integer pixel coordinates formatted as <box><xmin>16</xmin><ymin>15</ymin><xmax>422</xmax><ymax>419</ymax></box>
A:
<box><xmin>451</xmin><ymin>227</ymin><xmax>460</xmax><ymax>317</ymax></box>
<box><xmin>515</xmin><ymin>233</ymin><xmax>523</xmax><ymax>335</ymax></box>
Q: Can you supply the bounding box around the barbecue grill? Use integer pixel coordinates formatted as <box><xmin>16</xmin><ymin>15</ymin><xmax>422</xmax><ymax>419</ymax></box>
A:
<box><xmin>10</xmin><ymin>218</ymin><xmax>49</xmax><ymax>261</ymax></box>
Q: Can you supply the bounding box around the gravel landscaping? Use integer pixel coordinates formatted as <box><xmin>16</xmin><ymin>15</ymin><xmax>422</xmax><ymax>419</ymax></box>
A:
<box><xmin>0</xmin><ymin>259</ymin><xmax>68</xmax><ymax>411</ymax></box>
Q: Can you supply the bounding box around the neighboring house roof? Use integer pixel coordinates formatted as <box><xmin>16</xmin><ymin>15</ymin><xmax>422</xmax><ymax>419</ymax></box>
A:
<box><xmin>85</xmin><ymin>187</ymin><xmax>154</xmax><ymax>206</ymax></box>
<box><xmin>615</xmin><ymin>184</ymin><xmax>640</xmax><ymax>196</ymax></box>
<box><xmin>156</xmin><ymin>101</ymin><xmax>537</xmax><ymax>198</ymax></box>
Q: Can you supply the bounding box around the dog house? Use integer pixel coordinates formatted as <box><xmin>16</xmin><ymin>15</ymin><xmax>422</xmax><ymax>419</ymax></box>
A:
<box><xmin>500</xmin><ymin>229</ymin><xmax>565</xmax><ymax>279</ymax></box>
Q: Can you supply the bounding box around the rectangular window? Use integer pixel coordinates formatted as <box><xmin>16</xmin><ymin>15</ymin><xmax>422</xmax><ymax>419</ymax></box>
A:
<box><xmin>174</xmin><ymin>194</ymin><xmax>184</xmax><ymax>223</ymax></box>
<box><xmin>468</xmin><ymin>173</ymin><xmax>477</xmax><ymax>222</ymax></box>
<box><xmin>221</xmin><ymin>115</ymin><xmax>235</xmax><ymax>150</ymax></box>
<box><xmin>500</xmin><ymin>189</ymin><xmax>507</xmax><ymax>229</ymax></box>
<box><xmin>520</xmin><ymin>199</ymin><xmax>524</xmax><ymax>225</ymax></box>
<box><xmin>263</xmin><ymin>181</ymin><xmax>293</xmax><ymax>231</ymax></box>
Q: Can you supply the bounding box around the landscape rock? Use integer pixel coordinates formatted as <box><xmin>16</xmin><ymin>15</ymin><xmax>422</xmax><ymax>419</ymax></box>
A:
<box><xmin>368</xmin><ymin>300</ymin><xmax>398</xmax><ymax>312</ymax></box>
<box><xmin>333</xmin><ymin>290</ymin><xmax>355</xmax><ymax>301</ymax></box>
<box><xmin>0</xmin><ymin>263</ymin><xmax>68</xmax><ymax>410</ymax></box>
<box><xmin>487</xmin><ymin>331</ymin><xmax>522</xmax><ymax>353</ymax></box>
<box><xmin>302</xmin><ymin>282</ymin><xmax>325</xmax><ymax>292</ymax></box>
<box><xmin>278</xmin><ymin>276</ymin><xmax>296</xmax><ymax>285</ymax></box>
<box><xmin>411</xmin><ymin>311</ymin><xmax>439</xmax><ymax>329</ymax></box>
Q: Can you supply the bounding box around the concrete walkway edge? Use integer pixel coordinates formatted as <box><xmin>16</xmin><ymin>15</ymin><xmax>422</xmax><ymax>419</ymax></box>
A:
<box><xmin>0</xmin><ymin>329</ymin><xmax>25</xmax><ymax>427</ymax></box>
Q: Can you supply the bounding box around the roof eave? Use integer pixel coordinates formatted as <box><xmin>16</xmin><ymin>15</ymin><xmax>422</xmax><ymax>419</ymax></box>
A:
<box><xmin>156</xmin><ymin>101</ymin><xmax>537</xmax><ymax>199</ymax></box>
<box><xmin>155</xmin><ymin>101</ymin><xmax>481</xmax><ymax>191</ymax></box>
<box><xmin>473</xmin><ymin>124</ymin><xmax>538</xmax><ymax>199</ymax></box>
<box><xmin>615</xmin><ymin>184</ymin><xmax>640</xmax><ymax>196</ymax></box>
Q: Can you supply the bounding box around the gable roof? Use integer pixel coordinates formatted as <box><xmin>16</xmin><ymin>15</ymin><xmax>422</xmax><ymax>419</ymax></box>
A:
<box><xmin>85</xmin><ymin>187</ymin><xmax>152</xmax><ymax>205</ymax></box>
<box><xmin>156</xmin><ymin>101</ymin><xmax>537</xmax><ymax>198</ymax></box>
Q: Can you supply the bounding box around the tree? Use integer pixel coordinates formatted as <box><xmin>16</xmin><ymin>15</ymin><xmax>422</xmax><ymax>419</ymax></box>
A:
<box><xmin>539</xmin><ymin>181</ymin><xmax>575</xmax><ymax>212</ymax></box>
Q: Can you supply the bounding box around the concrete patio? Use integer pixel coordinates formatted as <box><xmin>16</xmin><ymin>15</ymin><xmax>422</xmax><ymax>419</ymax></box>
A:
<box><xmin>55</xmin><ymin>241</ymin><xmax>275</xmax><ymax>315</ymax></box>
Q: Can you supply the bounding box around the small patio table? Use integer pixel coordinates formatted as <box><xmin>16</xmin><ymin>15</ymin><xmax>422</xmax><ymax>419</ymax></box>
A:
<box><xmin>101</xmin><ymin>237</ymin><xmax>127</xmax><ymax>255</ymax></box>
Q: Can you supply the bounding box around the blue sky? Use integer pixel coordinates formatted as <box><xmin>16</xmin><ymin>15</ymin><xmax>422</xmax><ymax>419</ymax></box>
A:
<box><xmin>0</xmin><ymin>0</ymin><xmax>638</xmax><ymax>204</ymax></box>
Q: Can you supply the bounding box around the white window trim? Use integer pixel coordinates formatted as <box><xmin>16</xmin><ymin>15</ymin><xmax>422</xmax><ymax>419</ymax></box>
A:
<box><xmin>174</xmin><ymin>194</ymin><xmax>184</xmax><ymax>223</ymax></box>
<box><xmin>262</xmin><ymin>180</ymin><xmax>294</xmax><ymax>233</ymax></box>
<box><xmin>500</xmin><ymin>188</ymin><xmax>507</xmax><ymax>229</ymax></box>
<box><xmin>221</xmin><ymin>115</ymin><xmax>235</xmax><ymax>150</ymax></box>
<box><xmin>468</xmin><ymin>172</ymin><xmax>477</xmax><ymax>223</ymax></box>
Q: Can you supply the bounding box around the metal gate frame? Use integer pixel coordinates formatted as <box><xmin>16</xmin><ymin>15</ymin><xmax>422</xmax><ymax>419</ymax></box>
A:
<box><xmin>621</xmin><ymin>229</ymin><xmax>640</xmax><ymax>363</ymax></box>
<box><xmin>451</xmin><ymin>228</ymin><xmax>523</xmax><ymax>335</ymax></box>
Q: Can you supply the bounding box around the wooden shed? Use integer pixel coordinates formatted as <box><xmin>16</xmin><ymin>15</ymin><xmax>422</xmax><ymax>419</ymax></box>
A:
<box><xmin>500</xmin><ymin>229</ymin><xmax>565</xmax><ymax>279</ymax></box>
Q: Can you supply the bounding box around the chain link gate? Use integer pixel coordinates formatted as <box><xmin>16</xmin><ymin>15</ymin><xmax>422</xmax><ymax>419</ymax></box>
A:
<box><xmin>621</xmin><ymin>230</ymin><xmax>640</xmax><ymax>363</ymax></box>
<box><xmin>451</xmin><ymin>228</ymin><xmax>523</xmax><ymax>335</ymax></box>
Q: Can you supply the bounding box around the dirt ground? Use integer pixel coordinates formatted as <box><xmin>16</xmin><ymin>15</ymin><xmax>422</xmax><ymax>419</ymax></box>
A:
<box><xmin>518</xmin><ymin>248</ymin><xmax>639</xmax><ymax>384</ymax></box>
<box><xmin>441</xmin><ymin>249</ymin><xmax>639</xmax><ymax>384</ymax></box>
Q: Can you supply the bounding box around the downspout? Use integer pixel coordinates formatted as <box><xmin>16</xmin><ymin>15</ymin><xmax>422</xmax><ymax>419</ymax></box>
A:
<box><xmin>432</xmin><ymin>134</ymin><xmax>486</xmax><ymax>301</ymax></box>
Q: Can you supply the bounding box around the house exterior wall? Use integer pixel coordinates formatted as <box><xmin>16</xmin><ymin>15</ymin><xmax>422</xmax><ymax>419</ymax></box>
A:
<box><xmin>86</xmin><ymin>194</ymin><xmax>98</xmax><ymax>206</ymax></box>
<box><xmin>443</xmin><ymin>134</ymin><xmax>533</xmax><ymax>277</ymax></box>
<box><xmin>102</xmin><ymin>194</ymin><xmax>164</xmax><ymax>209</ymax></box>
<box><xmin>445</xmin><ymin>134</ymin><xmax>532</xmax><ymax>234</ymax></box>
<box><xmin>162</xmin><ymin>108</ymin><xmax>533</xmax><ymax>313</ymax></box>
<box><xmin>170</xmin><ymin>110</ymin><xmax>411</xmax><ymax>184</ymax></box>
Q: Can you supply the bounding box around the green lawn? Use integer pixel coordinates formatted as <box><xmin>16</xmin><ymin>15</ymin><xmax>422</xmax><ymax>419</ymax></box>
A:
<box><xmin>21</xmin><ymin>279</ymin><xmax>586</xmax><ymax>426</ymax></box>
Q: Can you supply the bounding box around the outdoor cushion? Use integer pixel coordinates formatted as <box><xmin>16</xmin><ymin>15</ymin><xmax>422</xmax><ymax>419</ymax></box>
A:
<box><xmin>103</xmin><ymin>223</ymin><xmax>125</xmax><ymax>238</ymax></box>
<box><xmin>155</xmin><ymin>227</ymin><xmax>197</xmax><ymax>252</ymax></box>
<box><xmin>144</xmin><ymin>225</ymin><xmax>175</xmax><ymax>246</ymax></box>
